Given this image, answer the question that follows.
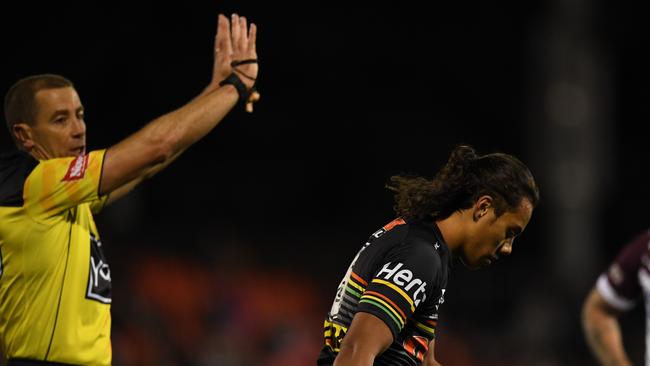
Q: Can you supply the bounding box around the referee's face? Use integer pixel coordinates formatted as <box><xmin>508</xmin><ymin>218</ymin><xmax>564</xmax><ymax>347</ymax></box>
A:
<box><xmin>22</xmin><ymin>87</ymin><xmax>87</xmax><ymax>160</ymax></box>
<box><xmin>461</xmin><ymin>197</ymin><xmax>533</xmax><ymax>269</ymax></box>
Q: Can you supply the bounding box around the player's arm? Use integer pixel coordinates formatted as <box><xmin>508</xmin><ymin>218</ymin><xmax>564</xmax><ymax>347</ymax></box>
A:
<box><xmin>100</xmin><ymin>13</ymin><xmax>258</xmax><ymax>198</ymax></box>
<box><xmin>422</xmin><ymin>338</ymin><xmax>442</xmax><ymax>366</ymax></box>
<box><xmin>333</xmin><ymin>312</ymin><xmax>393</xmax><ymax>366</ymax></box>
<box><xmin>581</xmin><ymin>287</ymin><xmax>632</xmax><ymax>366</ymax></box>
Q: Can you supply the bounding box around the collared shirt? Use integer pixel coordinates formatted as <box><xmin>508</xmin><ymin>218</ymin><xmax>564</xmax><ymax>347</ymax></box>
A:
<box><xmin>0</xmin><ymin>150</ymin><xmax>111</xmax><ymax>365</ymax></box>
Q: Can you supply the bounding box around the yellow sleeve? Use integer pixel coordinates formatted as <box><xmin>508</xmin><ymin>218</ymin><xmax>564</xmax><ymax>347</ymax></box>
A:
<box><xmin>23</xmin><ymin>150</ymin><xmax>107</xmax><ymax>217</ymax></box>
<box><xmin>89</xmin><ymin>194</ymin><xmax>109</xmax><ymax>214</ymax></box>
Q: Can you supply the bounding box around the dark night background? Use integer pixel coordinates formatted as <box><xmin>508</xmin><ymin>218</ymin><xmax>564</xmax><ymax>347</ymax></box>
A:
<box><xmin>1</xmin><ymin>1</ymin><xmax>649</xmax><ymax>365</ymax></box>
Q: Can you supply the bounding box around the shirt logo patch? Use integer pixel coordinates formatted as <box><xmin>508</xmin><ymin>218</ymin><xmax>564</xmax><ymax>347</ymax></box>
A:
<box><xmin>62</xmin><ymin>154</ymin><xmax>89</xmax><ymax>181</ymax></box>
<box><xmin>86</xmin><ymin>235</ymin><xmax>112</xmax><ymax>304</ymax></box>
<box><xmin>377</xmin><ymin>262</ymin><xmax>427</xmax><ymax>306</ymax></box>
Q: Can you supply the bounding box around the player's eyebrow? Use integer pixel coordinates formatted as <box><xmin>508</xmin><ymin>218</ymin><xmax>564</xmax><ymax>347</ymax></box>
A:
<box><xmin>509</xmin><ymin>226</ymin><xmax>523</xmax><ymax>237</ymax></box>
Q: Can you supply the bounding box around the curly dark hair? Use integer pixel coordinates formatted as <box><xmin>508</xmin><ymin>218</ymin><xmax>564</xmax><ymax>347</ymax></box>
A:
<box><xmin>387</xmin><ymin>145</ymin><xmax>539</xmax><ymax>222</ymax></box>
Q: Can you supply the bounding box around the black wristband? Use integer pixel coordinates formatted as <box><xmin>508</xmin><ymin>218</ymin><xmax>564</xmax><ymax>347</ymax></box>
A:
<box><xmin>231</xmin><ymin>59</ymin><xmax>258</xmax><ymax>82</ymax></box>
<box><xmin>219</xmin><ymin>73</ymin><xmax>250</xmax><ymax>104</ymax></box>
<box><xmin>231</xmin><ymin>59</ymin><xmax>258</xmax><ymax>67</ymax></box>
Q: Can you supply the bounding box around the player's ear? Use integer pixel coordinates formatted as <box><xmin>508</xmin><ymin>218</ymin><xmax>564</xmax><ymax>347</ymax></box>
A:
<box><xmin>472</xmin><ymin>195</ymin><xmax>493</xmax><ymax>222</ymax></box>
<box><xmin>13</xmin><ymin>122</ymin><xmax>35</xmax><ymax>150</ymax></box>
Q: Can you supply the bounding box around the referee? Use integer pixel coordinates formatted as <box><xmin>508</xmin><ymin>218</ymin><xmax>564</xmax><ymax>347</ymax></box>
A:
<box><xmin>0</xmin><ymin>13</ymin><xmax>257</xmax><ymax>366</ymax></box>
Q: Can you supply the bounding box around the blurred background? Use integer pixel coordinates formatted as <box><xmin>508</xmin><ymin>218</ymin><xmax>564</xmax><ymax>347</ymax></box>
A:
<box><xmin>1</xmin><ymin>0</ymin><xmax>649</xmax><ymax>365</ymax></box>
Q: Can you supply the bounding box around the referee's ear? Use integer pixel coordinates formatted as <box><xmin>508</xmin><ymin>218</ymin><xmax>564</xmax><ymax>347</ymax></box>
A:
<box><xmin>12</xmin><ymin>122</ymin><xmax>35</xmax><ymax>151</ymax></box>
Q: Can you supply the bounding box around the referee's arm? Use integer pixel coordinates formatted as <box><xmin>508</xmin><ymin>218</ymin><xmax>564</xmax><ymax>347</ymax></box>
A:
<box><xmin>100</xmin><ymin>83</ymin><xmax>239</xmax><ymax>197</ymax></box>
<box><xmin>100</xmin><ymin>13</ymin><xmax>257</xmax><ymax>200</ymax></box>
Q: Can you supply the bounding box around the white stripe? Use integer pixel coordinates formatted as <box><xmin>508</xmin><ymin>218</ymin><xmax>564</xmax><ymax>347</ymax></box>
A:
<box><xmin>329</xmin><ymin>246</ymin><xmax>366</xmax><ymax>317</ymax></box>
<box><xmin>639</xmin><ymin>270</ymin><xmax>650</xmax><ymax>292</ymax></box>
<box><xmin>596</xmin><ymin>274</ymin><xmax>635</xmax><ymax>311</ymax></box>
<box><xmin>638</xmin><ymin>270</ymin><xmax>650</xmax><ymax>366</ymax></box>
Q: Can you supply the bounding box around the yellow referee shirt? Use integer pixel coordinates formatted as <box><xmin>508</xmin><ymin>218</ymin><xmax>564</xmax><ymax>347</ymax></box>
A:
<box><xmin>0</xmin><ymin>150</ymin><xmax>111</xmax><ymax>365</ymax></box>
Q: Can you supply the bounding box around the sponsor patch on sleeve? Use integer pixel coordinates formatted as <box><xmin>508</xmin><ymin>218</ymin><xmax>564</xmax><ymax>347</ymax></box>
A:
<box><xmin>62</xmin><ymin>154</ymin><xmax>89</xmax><ymax>181</ymax></box>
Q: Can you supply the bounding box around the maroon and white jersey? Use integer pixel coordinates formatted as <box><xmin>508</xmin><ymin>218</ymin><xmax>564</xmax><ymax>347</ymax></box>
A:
<box><xmin>596</xmin><ymin>229</ymin><xmax>650</xmax><ymax>365</ymax></box>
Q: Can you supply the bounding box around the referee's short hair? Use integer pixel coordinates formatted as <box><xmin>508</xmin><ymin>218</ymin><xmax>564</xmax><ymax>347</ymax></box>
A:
<box><xmin>4</xmin><ymin>74</ymin><xmax>74</xmax><ymax>148</ymax></box>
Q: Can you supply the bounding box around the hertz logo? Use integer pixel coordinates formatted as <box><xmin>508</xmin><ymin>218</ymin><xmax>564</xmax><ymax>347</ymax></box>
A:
<box><xmin>376</xmin><ymin>262</ymin><xmax>427</xmax><ymax>306</ymax></box>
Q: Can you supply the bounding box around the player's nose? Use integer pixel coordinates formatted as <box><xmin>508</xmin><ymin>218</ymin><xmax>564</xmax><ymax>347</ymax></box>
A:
<box><xmin>499</xmin><ymin>241</ymin><xmax>513</xmax><ymax>256</ymax></box>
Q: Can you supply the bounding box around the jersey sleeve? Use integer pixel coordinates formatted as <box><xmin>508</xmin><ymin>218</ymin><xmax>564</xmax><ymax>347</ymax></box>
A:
<box><xmin>356</xmin><ymin>240</ymin><xmax>440</xmax><ymax>339</ymax></box>
<box><xmin>596</xmin><ymin>230</ymin><xmax>650</xmax><ymax>311</ymax></box>
<box><xmin>23</xmin><ymin>150</ymin><xmax>108</xmax><ymax>217</ymax></box>
<box><xmin>409</xmin><ymin>285</ymin><xmax>445</xmax><ymax>341</ymax></box>
<box><xmin>89</xmin><ymin>194</ymin><xmax>109</xmax><ymax>214</ymax></box>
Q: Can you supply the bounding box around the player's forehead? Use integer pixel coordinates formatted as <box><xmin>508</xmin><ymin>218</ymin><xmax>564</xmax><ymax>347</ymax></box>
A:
<box><xmin>500</xmin><ymin>199</ymin><xmax>533</xmax><ymax>231</ymax></box>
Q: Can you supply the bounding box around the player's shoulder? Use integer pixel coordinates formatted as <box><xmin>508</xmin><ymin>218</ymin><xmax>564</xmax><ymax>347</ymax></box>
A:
<box><xmin>636</xmin><ymin>228</ymin><xmax>650</xmax><ymax>245</ymax></box>
<box><xmin>608</xmin><ymin>229</ymin><xmax>650</xmax><ymax>269</ymax></box>
<box><xmin>368</xmin><ymin>219</ymin><xmax>447</xmax><ymax>262</ymax></box>
<box><xmin>384</xmin><ymin>221</ymin><xmax>447</xmax><ymax>271</ymax></box>
<box><xmin>403</xmin><ymin>221</ymin><xmax>446</xmax><ymax>255</ymax></box>
<box><xmin>621</xmin><ymin>229</ymin><xmax>650</xmax><ymax>255</ymax></box>
<box><xmin>0</xmin><ymin>150</ymin><xmax>39</xmax><ymax>206</ymax></box>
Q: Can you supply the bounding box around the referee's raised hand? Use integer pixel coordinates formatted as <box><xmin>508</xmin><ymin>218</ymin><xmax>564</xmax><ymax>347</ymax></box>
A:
<box><xmin>212</xmin><ymin>13</ymin><xmax>260</xmax><ymax>112</ymax></box>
